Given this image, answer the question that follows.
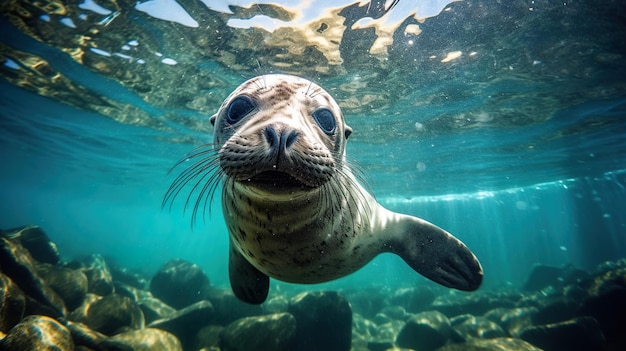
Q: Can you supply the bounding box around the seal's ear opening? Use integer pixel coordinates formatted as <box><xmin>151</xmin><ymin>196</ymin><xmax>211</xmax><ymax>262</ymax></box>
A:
<box><xmin>210</xmin><ymin>114</ymin><xmax>217</xmax><ymax>126</ymax></box>
<box><xmin>344</xmin><ymin>125</ymin><xmax>353</xmax><ymax>140</ymax></box>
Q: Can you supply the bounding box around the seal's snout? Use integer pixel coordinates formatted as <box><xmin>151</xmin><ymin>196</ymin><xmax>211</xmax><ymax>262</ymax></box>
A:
<box><xmin>263</xmin><ymin>126</ymin><xmax>299</xmax><ymax>158</ymax></box>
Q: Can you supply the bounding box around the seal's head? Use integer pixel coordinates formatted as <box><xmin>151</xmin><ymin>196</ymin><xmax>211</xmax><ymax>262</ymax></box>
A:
<box><xmin>210</xmin><ymin>74</ymin><xmax>353</xmax><ymax>193</ymax></box>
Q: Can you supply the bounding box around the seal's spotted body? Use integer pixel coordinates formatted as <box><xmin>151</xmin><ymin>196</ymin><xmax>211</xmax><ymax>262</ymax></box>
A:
<box><xmin>166</xmin><ymin>74</ymin><xmax>483</xmax><ymax>304</ymax></box>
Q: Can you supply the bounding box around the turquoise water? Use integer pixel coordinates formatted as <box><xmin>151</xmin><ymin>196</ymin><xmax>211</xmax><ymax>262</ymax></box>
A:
<box><xmin>1</xmin><ymin>0</ymin><xmax>626</xmax><ymax>295</ymax></box>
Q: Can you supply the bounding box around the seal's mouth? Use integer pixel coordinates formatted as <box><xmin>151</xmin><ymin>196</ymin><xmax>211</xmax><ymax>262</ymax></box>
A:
<box><xmin>243</xmin><ymin>171</ymin><xmax>314</xmax><ymax>191</ymax></box>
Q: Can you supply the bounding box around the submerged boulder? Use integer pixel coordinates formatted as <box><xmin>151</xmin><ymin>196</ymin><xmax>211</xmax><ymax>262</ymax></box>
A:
<box><xmin>0</xmin><ymin>315</ymin><xmax>74</xmax><ymax>351</ymax></box>
<box><xmin>69</xmin><ymin>293</ymin><xmax>144</xmax><ymax>335</ymax></box>
<box><xmin>483</xmin><ymin>307</ymin><xmax>538</xmax><ymax>337</ymax></box>
<box><xmin>220</xmin><ymin>313</ymin><xmax>296</xmax><ymax>351</ymax></box>
<box><xmin>519</xmin><ymin>316</ymin><xmax>606</xmax><ymax>351</ymax></box>
<box><xmin>210</xmin><ymin>290</ymin><xmax>263</xmax><ymax>325</ymax></box>
<box><xmin>579</xmin><ymin>266</ymin><xmax>626</xmax><ymax>350</ymax></box>
<box><xmin>395</xmin><ymin>310</ymin><xmax>456</xmax><ymax>351</ymax></box>
<box><xmin>389</xmin><ymin>286</ymin><xmax>437</xmax><ymax>314</ymax></box>
<box><xmin>0</xmin><ymin>272</ymin><xmax>26</xmax><ymax>333</ymax></box>
<box><xmin>451</xmin><ymin>314</ymin><xmax>506</xmax><ymax>339</ymax></box>
<box><xmin>288</xmin><ymin>291</ymin><xmax>352</xmax><ymax>351</ymax></box>
<box><xmin>437</xmin><ymin>337</ymin><xmax>542</xmax><ymax>351</ymax></box>
<box><xmin>149</xmin><ymin>259</ymin><xmax>211</xmax><ymax>309</ymax></box>
<box><xmin>432</xmin><ymin>290</ymin><xmax>521</xmax><ymax>318</ymax></box>
<box><xmin>193</xmin><ymin>325</ymin><xmax>224</xmax><ymax>351</ymax></box>
<box><xmin>1</xmin><ymin>225</ymin><xmax>60</xmax><ymax>265</ymax></box>
<box><xmin>148</xmin><ymin>300</ymin><xmax>215</xmax><ymax>349</ymax></box>
<box><xmin>36</xmin><ymin>263</ymin><xmax>88</xmax><ymax>311</ymax></box>
<box><xmin>0</xmin><ymin>237</ymin><xmax>66</xmax><ymax>317</ymax></box>
<box><xmin>138</xmin><ymin>295</ymin><xmax>177</xmax><ymax>323</ymax></box>
<box><xmin>64</xmin><ymin>320</ymin><xmax>109</xmax><ymax>350</ymax></box>
<box><xmin>108</xmin><ymin>328</ymin><xmax>182</xmax><ymax>351</ymax></box>
<box><xmin>110</xmin><ymin>265</ymin><xmax>149</xmax><ymax>290</ymax></box>
<box><xmin>79</xmin><ymin>254</ymin><xmax>115</xmax><ymax>296</ymax></box>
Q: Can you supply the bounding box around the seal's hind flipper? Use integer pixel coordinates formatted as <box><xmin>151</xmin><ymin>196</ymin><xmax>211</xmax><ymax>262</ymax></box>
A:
<box><xmin>229</xmin><ymin>243</ymin><xmax>269</xmax><ymax>304</ymax></box>
<box><xmin>386</xmin><ymin>214</ymin><xmax>483</xmax><ymax>291</ymax></box>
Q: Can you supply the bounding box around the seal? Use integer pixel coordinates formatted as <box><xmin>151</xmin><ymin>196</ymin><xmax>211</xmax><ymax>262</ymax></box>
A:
<box><xmin>164</xmin><ymin>74</ymin><xmax>482</xmax><ymax>304</ymax></box>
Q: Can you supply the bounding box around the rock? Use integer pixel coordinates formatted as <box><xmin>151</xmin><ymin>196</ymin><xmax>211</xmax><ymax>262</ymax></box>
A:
<box><xmin>375</xmin><ymin>320</ymin><xmax>405</xmax><ymax>343</ymax></box>
<box><xmin>0</xmin><ymin>315</ymin><xmax>74</xmax><ymax>351</ymax></box>
<box><xmin>579</xmin><ymin>267</ymin><xmax>626</xmax><ymax>349</ymax></box>
<box><xmin>114</xmin><ymin>282</ymin><xmax>144</xmax><ymax>302</ymax></box>
<box><xmin>367</xmin><ymin>341</ymin><xmax>395</xmax><ymax>351</ymax></box>
<box><xmin>210</xmin><ymin>290</ymin><xmax>264</xmax><ymax>325</ymax></box>
<box><xmin>373</xmin><ymin>312</ymin><xmax>391</xmax><ymax>325</ymax></box>
<box><xmin>341</xmin><ymin>286</ymin><xmax>387</xmax><ymax>318</ymax></box>
<box><xmin>0</xmin><ymin>272</ymin><xmax>25</xmax><ymax>333</ymax></box>
<box><xmin>436</xmin><ymin>337</ymin><xmax>542</xmax><ymax>351</ymax></box>
<box><xmin>288</xmin><ymin>291</ymin><xmax>352</xmax><ymax>351</ymax></box>
<box><xmin>0</xmin><ymin>237</ymin><xmax>66</xmax><ymax>317</ymax></box>
<box><xmin>389</xmin><ymin>286</ymin><xmax>437</xmax><ymax>314</ymax></box>
<box><xmin>148</xmin><ymin>300</ymin><xmax>214</xmax><ymax>349</ymax></box>
<box><xmin>220</xmin><ymin>313</ymin><xmax>296</xmax><ymax>351</ymax></box>
<box><xmin>524</xmin><ymin>264</ymin><xmax>588</xmax><ymax>292</ymax></box>
<box><xmin>107</xmin><ymin>328</ymin><xmax>182</xmax><ymax>351</ymax></box>
<box><xmin>351</xmin><ymin>313</ymin><xmax>379</xmax><ymax>349</ymax></box>
<box><xmin>193</xmin><ymin>325</ymin><xmax>224</xmax><ymax>351</ymax></box>
<box><xmin>483</xmin><ymin>307</ymin><xmax>537</xmax><ymax>337</ymax></box>
<box><xmin>110</xmin><ymin>266</ymin><xmax>148</xmax><ymax>290</ymax></box>
<box><xmin>451</xmin><ymin>314</ymin><xmax>505</xmax><ymax>339</ymax></box>
<box><xmin>69</xmin><ymin>294</ymin><xmax>144</xmax><ymax>335</ymax></box>
<box><xmin>64</xmin><ymin>320</ymin><xmax>111</xmax><ymax>351</ymax></box>
<box><xmin>530</xmin><ymin>298</ymin><xmax>580</xmax><ymax>325</ymax></box>
<box><xmin>431</xmin><ymin>290</ymin><xmax>521</xmax><ymax>317</ymax></box>
<box><xmin>80</xmin><ymin>254</ymin><xmax>115</xmax><ymax>296</ymax></box>
<box><xmin>36</xmin><ymin>263</ymin><xmax>88</xmax><ymax>310</ymax></box>
<box><xmin>149</xmin><ymin>259</ymin><xmax>211</xmax><ymax>309</ymax></box>
<box><xmin>352</xmin><ymin>312</ymin><xmax>403</xmax><ymax>351</ymax></box>
<box><xmin>2</xmin><ymin>225</ymin><xmax>60</xmax><ymax>264</ymax></box>
<box><xmin>262</xmin><ymin>294</ymin><xmax>289</xmax><ymax>314</ymax></box>
<box><xmin>378</xmin><ymin>305</ymin><xmax>408</xmax><ymax>321</ymax></box>
<box><xmin>524</xmin><ymin>264</ymin><xmax>568</xmax><ymax>291</ymax></box>
<box><xmin>519</xmin><ymin>316</ymin><xmax>606</xmax><ymax>351</ymax></box>
<box><xmin>138</xmin><ymin>295</ymin><xmax>176</xmax><ymax>324</ymax></box>
<box><xmin>395</xmin><ymin>311</ymin><xmax>455</xmax><ymax>351</ymax></box>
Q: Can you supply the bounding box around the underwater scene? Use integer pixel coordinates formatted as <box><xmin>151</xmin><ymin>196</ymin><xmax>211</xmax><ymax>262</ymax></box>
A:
<box><xmin>1</xmin><ymin>0</ymin><xmax>626</xmax><ymax>350</ymax></box>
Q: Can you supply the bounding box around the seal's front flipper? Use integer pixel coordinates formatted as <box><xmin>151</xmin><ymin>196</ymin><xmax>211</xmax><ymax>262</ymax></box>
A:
<box><xmin>228</xmin><ymin>243</ymin><xmax>269</xmax><ymax>304</ymax></box>
<box><xmin>386</xmin><ymin>214</ymin><xmax>483</xmax><ymax>291</ymax></box>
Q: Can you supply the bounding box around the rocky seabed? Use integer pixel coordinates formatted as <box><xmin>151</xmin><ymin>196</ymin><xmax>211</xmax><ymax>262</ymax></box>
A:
<box><xmin>1</xmin><ymin>225</ymin><xmax>625</xmax><ymax>351</ymax></box>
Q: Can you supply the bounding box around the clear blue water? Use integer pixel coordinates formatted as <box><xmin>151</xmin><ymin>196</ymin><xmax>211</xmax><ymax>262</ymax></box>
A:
<box><xmin>1</xmin><ymin>0</ymin><xmax>626</xmax><ymax>295</ymax></box>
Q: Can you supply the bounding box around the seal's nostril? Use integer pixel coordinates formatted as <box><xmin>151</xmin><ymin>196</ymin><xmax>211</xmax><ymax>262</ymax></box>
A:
<box><xmin>285</xmin><ymin>130</ymin><xmax>299</xmax><ymax>149</ymax></box>
<box><xmin>264</xmin><ymin>127</ymin><xmax>279</xmax><ymax>152</ymax></box>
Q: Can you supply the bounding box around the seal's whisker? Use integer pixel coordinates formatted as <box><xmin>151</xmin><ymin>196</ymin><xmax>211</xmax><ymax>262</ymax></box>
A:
<box><xmin>164</xmin><ymin>156</ymin><xmax>220</xmax><ymax>211</ymax></box>
<box><xmin>193</xmin><ymin>166</ymin><xmax>225</xmax><ymax>226</ymax></box>
<box><xmin>169</xmin><ymin>156</ymin><xmax>216</xmax><ymax>190</ymax></box>
<box><xmin>327</xmin><ymin>171</ymin><xmax>358</xmax><ymax>235</ymax></box>
<box><xmin>163</xmin><ymin>144</ymin><xmax>223</xmax><ymax>226</ymax></box>
<box><xmin>186</xmin><ymin>163</ymin><xmax>221</xmax><ymax>226</ymax></box>
<box><xmin>182</xmin><ymin>162</ymin><xmax>219</xmax><ymax>211</ymax></box>
<box><xmin>167</xmin><ymin>144</ymin><xmax>219</xmax><ymax>171</ymax></box>
<box><xmin>335</xmin><ymin>166</ymin><xmax>372</xmax><ymax>226</ymax></box>
<box><xmin>251</xmin><ymin>76</ymin><xmax>264</xmax><ymax>90</ymax></box>
<box><xmin>202</xmin><ymin>168</ymin><xmax>227</xmax><ymax>221</ymax></box>
<box><xmin>305</xmin><ymin>81</ymin><xmax>313</xmax><ymax>97</ymax></box>
<box><xmin>341</xmin><ymin>156</ymin><xmax>375</xmax><ymax>196</ymax></box>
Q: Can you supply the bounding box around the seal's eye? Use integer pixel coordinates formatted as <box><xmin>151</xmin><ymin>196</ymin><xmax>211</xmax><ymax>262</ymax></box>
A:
<box><xmin>313</xmin><ymin>108</ymin><xmax>336</xmax><ymax>135</ymax></box>
<box><xmin>227</xmin><ymin>96</ymin><xmax>255</xmax><ymax>124</ymax></box>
